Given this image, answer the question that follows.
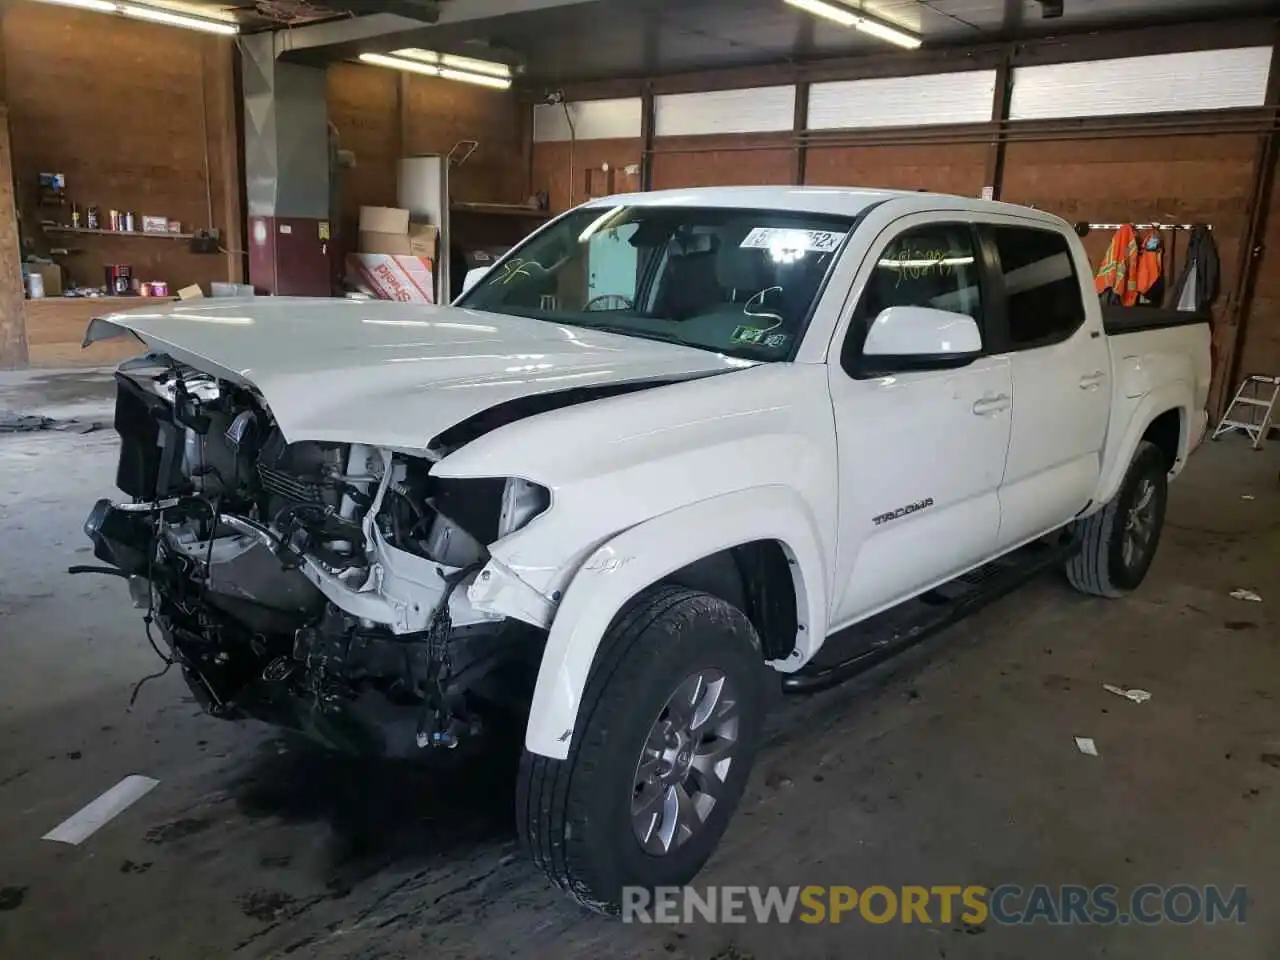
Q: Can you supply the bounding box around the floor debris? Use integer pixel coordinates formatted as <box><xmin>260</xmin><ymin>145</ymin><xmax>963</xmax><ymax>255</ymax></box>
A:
<box><xmin>1074</xmin><ymin>737</ymin><xmax>1100</xmax><ymax>757</ymax></box>
<box><xmin>0</xmin><ymin>410</ymin><xmax>102</xmax><ymax>434</ymax></box>
<box><xmin>1103</xmin><ymin>684</ymin><xmax>1152</xmax><ymax>704</ymax></box>
<box><xmin>1230</xmin><ymin>589</ymin><xmax>1263</xmax><ymax>602</ymax></box>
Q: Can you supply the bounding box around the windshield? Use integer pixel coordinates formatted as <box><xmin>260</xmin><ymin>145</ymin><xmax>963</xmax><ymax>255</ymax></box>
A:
<box><xmin>457</xmin><ymin>205</ymin><xmax>854</xmax><ymax>361</ymax></box>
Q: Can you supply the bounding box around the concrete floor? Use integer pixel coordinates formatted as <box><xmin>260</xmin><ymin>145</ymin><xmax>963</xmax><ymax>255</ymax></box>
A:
<box><xmin>1</xmin><ymin>369</ymin><xmax>1278</xmax><ymax>960</ymax></box>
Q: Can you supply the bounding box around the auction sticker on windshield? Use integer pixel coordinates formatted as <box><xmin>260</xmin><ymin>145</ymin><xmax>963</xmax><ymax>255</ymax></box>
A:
<box><xmin>740</xmin><ymin>227</ymin><xmax>846</xmax><ymax>253</ymax></box>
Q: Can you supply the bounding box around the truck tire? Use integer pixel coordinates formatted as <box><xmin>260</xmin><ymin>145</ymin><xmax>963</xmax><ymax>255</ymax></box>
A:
<box><xmin>1066</xmin><ymin>440</ymin><xmax>1168</xmax><ymax>598</ymax></box>
<box><xmin>516</xmin><ymin>585</ymin><xmax>766</xmax><ymax>914</ymax></box>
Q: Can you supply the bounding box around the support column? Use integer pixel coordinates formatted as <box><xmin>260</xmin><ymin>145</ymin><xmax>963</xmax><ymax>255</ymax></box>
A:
<box><xmin>639</xmin><ymin>83</ymin><xmax>655</xmax><ymax>192</ymax></box>
<box><xmin>1215</xmin><ymin>36</ymin><xmax>1280</xmax><ymax>415</ymax></box>
<box><xmin>983</xmin><ymin>53</ymin><xmax>1012</xmax><ymax>201</ymax></box>
<box><xmin>242</xmin><ymin>32</ymin><xmax>333</xmax><ymax>296</ymax></box>
<box><xmin>0</xmin><ymin>1</ymin><xmax>27</xmax><ymax>369</ymax></box>
<box><xmin>791</xmin><ymin>80</ymin><xmax>810</xmax><ymax>186</ymax></box>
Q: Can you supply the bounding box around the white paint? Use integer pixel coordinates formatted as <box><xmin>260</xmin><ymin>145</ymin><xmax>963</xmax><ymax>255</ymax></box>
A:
<box><xmin>93</xmin><ymin>186</ymin><xmax>1211</xmax><ymax>761</ymax></box>
<box><xmin>1009</xmin><ymin>47</ymin><xmax>1272</xmax><ymax>121</ymax></box>
<box><xmin>42</xmin><ymin>775</ymin><xmax>159</xmax><ymax>845</ymax></box>
<box><xmin>807</xmin><ymin>70</ymin><xmax>996</xmax><ymax>130</ymax></box>
<box><xmin>655</xmin><ymin>86</ymin><xmax>795</xmax><ymax>137</ymax></box>
<box><xmin>533</xmin><ymin>97</ymin><xmax>642</xmax><ymax>142</ymax></box>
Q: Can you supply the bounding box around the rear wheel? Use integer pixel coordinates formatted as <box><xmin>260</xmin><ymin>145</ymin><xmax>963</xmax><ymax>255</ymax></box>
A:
<box><xmin>1066</xmin><ymin>440</ymin><xmax>1169</xmax><ymax>597</ymax></box>
<box><xmin>516</xmin><ymin>585</ymin><xmax>766</xmax><ymax>913</ymax></box>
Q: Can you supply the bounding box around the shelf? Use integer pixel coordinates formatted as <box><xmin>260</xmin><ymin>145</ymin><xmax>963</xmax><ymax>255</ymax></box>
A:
<box><xmin>41</xmin><ymin>225</ymin><xmax>196</xmax><ymax>240</ymax></box>
<box><xmin>450</xmin><ymin>202</ymin><xmax>550</xmax><ymax>219</ymax></box>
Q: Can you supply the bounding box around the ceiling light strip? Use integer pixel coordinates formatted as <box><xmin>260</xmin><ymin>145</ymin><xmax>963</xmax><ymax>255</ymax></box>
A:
<box><xmin>119</xmin><ymin>3</ymin><xmax>239</xmax><ymax>33</ymax></box>
<box><xmin>783</xmin><ymin>0</ymin><xmax>921</xmax><ymax>49</ymax></box>
<box><xmin>361</xmin><ymin>52</ymin><xmax>513</xmax><ymax>90</ymax></box>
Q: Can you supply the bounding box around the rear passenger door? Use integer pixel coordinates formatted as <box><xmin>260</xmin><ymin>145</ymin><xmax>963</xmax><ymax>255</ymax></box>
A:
<box><xmin>981</xmin><ymin>223</ymin><xmax>1111</xmax><ymax>550</ymax></box>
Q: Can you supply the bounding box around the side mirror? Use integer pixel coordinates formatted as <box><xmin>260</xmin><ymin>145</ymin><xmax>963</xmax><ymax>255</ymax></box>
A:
<box><xmin>861</xmin><ymin>306</ymin><xmax>982</xmax><ymax>372</ymax></box>
<box><xmin>461</xmin><ymin>266</ymin><xmax>491</xmax><ymax>294</ymax></box>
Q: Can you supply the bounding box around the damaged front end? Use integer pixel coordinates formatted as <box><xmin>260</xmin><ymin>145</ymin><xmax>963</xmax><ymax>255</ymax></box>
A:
<box><xmin>84</xmin><ymin>358</ymin><xmax>549</xmax><ymax>757</ymax></box>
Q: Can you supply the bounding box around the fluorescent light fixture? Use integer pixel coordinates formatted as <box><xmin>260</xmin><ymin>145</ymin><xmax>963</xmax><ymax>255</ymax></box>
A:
<box><xmin>439</xmin><ymin>67</ymin><xmax>512</xmax><ymax>90</ymax></box>
<box><xmin>38</xmin><ymin>0</ymin><xmax>118</xmax><ymax>11</ymax></box>
<box><xmin>854</xmin><ymin>14</ymin><xmax>922</xmax><ymax>49</ymax></box>
<box><xmin>783</xmin><ymin>0</ymin><xmax>921</xmax><ymax>49</ymax></box>
<box><xmin>440</xmin><ymin>53</ymin><xmax>512</xmax><ymax>79</ymax></box>
<box><xmin>391</xmin><ymin>47</ymin><xmax>441</xmax><ymax>64</ymax></box>
<box><xmin>120</xmin><ymin>4</ymin><xmax>239</xmax><ymax>33</ymax></box>
<box><xmin>392</xmin><ymin>47</ymin><xmax>513</xmax><ymax>82</ymax></box>
<box><xmin>784</xmin><ymin>0</ymin><xmax>856</xmax><ymax>27</ymax></box>
<box><xmin>359</xmin><ymin>52</ymin><xmax>441</xmax><ymax>77</ymax></box>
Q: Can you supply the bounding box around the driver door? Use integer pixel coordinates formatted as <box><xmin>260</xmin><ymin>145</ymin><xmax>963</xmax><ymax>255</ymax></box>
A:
<box><xmin>828</xmin><ymin>218</ymin><xmax>1012</xmax><ymax>628</ymax></box>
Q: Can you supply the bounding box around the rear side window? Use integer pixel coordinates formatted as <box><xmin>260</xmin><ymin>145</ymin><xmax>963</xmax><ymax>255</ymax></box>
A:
<box><xmin>991</xmin><ymin>227</ymin><xmax>1084</xmax><ymax>348</ymax></box>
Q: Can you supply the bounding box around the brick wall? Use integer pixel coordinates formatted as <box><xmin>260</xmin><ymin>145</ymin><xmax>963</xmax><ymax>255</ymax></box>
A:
<box><xmin>327</xmin><ymin>62</ymin><xmax>528</xmax><ymax>235</ymax></box>
<box><xmin>2</xmin><ymin>4</ymin><xmax>241</xmax><ymax>294</ymax></box>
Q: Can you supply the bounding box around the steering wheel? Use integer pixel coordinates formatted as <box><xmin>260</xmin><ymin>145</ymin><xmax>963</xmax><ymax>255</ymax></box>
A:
<box><xmin>583</xmin><ymin>294</ymin><xmax>634</xmax><ymax>311</ymax></box>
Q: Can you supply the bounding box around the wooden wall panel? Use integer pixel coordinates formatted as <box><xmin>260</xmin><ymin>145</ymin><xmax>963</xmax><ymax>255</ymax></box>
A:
<box><xmin>403</xmin><ymin>77</ymin><xmax>526</xmax><ymax>206</ymax></box>
<box><xmin>804</xmin><ymin>143</ymin><xmax>988</xmax><ymax>195</ymax></box>
<box><xmin>530</xmin><ymin>139</ymin><xmax>643</xmax><ymax>213</ymax></box>
<box><xmin>1003</xmin><ymin>135</ymin><xmax>1256</xmax><ymax>404</ymax></box>
<box><xmin>651</xmin><ymin>134</ymin><xmax>792</xmax><ymax>190</ymax></box>
<box><xmin>1238</xmin><ymin>154</ymin><xmax>1280</xmax><ymax>381</ymax></box>
<box><xmin>0</xmin><ymin>104</ymin><xmax>28</xmax><ymax>369</ymax></box>
<box><xmin>3</xmin><ymin>4</ymin><xmax>240</xmax><ymax>293</ymax></box>
<box><xmin>329</xmin><ymin>63</ymin><xmax>528</xmax><ymax>233</ymax></box>
<box><xmin>327</xmin><ymin>63</ymin><xmax>399</xmax><ymax>229</ymax></box>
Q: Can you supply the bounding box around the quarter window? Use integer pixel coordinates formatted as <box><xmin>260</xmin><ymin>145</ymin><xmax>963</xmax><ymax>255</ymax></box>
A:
<box><xmin>991</xmin><ymin>227</ymin><xmax>1084</xmax><ymax>348</ymax></box>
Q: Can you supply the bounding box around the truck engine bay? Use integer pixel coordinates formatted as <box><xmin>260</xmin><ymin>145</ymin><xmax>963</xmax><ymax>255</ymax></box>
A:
<box><xmin>82</xmin><ymin>358</ymin><xmax>549</xmax><ymax>756</ymax></box>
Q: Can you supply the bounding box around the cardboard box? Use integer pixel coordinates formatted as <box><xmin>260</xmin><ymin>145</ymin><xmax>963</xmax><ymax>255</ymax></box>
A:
<box><xmin>177</xmin><ymin>284</ymin><xmax>205</xmax><ymax>301</ymax></box>
<box><xmin>360</xmin><ymin>231</ymin><xmax>412</xmax><ymax>256</ymax></box>
<box><xmin>359</xmin><ymin>205</ymin><xmax>409</xmax><ymax>235</ymax></box>
<box><xmin>142</xmin><ymin>215</ymin><xmax>168</xmax><ymax>234</ymax></box>
<box><xmin>408</xmin><ymin>223</ymin><xmax>438</xmax><ymax>259</ymax></box>
<box><xmin>346</xmin><ymin>254</ymin><xmax>434</xmax><ymax>304</ymax></box>
<box><xmin>30</xmin><ymin>262</ymin><xmax>63</xmax><ymax>297</ymax></box>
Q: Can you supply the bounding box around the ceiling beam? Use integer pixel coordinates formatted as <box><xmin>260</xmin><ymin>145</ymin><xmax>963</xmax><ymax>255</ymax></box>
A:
<box><xmin>276</xmin><ymin>0</ymin><xmax>605</xmax><ymax>64</ymax></box>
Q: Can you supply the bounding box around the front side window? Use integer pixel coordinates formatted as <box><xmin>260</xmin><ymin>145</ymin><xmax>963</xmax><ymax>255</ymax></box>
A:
<box><xmin>842</xmin><ymin>222</ymin><xmax>983</xmax><ymax>374</ymax></box>
<box><xmin>457</xmin><ymin>205</ymin><xmax>854</xmax><ymax>361</ymax></box>
<box><xmin>991</xmin><ymin>226</ymin><xmax>1084</xmax><ymax>348</ymax></box>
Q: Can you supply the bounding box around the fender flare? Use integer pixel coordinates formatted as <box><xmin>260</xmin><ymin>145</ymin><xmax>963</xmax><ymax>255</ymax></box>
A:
<box><xmin>523</xmin><ymin>484</ymin><xmax>830</xmax><ymax>759</ymax></box>
<box><xmin>1094</xmin><ymin>382</ymin><xmax>1191</xmax><ymax>507</ymax></box>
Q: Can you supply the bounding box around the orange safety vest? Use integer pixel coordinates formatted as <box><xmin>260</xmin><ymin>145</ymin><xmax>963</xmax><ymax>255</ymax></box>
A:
<box><xmin>1095</xmin><ymin>225</ymin><xmax>1163</xmax><ymax>306</ymax></box>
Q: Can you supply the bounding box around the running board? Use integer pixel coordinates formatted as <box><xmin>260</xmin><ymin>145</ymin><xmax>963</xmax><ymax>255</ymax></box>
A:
<box><xmin>782</xmin><ymin>536</ymin><xmax>1080</xmax><ymax>695</ymax></box>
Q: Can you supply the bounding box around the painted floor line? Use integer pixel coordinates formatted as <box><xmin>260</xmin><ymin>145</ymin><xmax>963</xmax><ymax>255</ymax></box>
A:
<box><xmin>42</xmin><ymin>775</ymin><xmax>160</xmax><ymax>845</ymax></box>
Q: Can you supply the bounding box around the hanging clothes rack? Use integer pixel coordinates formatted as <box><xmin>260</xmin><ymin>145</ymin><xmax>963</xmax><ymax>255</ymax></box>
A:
<box><xmin>1084</xmin><ymin>223</ymin><xmax>1211</xmax><ymax>231</ymax></box>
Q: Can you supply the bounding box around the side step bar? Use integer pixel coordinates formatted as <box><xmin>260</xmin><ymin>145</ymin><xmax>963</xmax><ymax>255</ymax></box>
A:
<box><xmin>782</xmin><ymin>536</ymin><xmax>1080</xmax><ymax>695</ymax></box>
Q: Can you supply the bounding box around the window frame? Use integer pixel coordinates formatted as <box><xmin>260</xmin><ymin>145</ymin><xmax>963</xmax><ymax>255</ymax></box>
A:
<box><xmin>977</xmin><ymin>222</ymin><xmax>1087</xmax><ymax>354</ymax></box>
<box><xmin>839</xmin><ymin>219</ymin><xmax>992</xmax><ymax>380</ymax></box>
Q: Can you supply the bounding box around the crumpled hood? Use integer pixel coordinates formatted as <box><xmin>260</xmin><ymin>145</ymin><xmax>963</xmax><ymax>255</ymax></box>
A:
<box><xmin>88</xmin><ymin>298</ymin><xmax>747</xmax><ymax>450</ymax></box>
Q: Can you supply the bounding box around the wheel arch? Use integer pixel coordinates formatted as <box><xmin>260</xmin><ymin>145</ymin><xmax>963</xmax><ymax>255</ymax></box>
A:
<box><xmin>523</xmin><ymin>485</ymin><xmax>829</xmax><ymax>759</ymax></box>
<box><xmin>1094</xmin><ymin>385</ymin><xmax>1194</xmax><ymax>507</ymax></box>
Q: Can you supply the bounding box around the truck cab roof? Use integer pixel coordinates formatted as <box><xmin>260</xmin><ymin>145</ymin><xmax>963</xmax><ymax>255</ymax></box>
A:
<box><xmin>583</xmin><ymin>185</ymin><xmax>1071</xmax><ymax>230</ymax></box>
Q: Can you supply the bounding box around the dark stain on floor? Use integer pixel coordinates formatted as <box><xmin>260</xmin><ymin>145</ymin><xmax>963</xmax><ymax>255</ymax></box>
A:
<box><xmin>144</xmin><ymin>817</ymin><xmax>213</xmax><ymax>844</ymax></box>
<box><xmin>0</xmin><ymin>885</ymin><xmax>28</xmax><ymax>911</ymax></box>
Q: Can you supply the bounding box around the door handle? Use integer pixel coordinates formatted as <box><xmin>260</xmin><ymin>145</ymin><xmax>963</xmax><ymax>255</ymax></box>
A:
<box><xmin>1079</xmin><ymin>370</ymin><xmax>1106</xmax><ymax>390</ymax></box>
<box><xmin>972</xmin><ymin>393</ymin><xmax>1010</xmax><ymax>416</ymax></box>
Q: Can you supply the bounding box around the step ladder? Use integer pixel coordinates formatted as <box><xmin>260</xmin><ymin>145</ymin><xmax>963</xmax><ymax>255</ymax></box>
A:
<box><xmin>1213</xmin><ymin>375</ymin><xmax>1280</xmax><ymax>449</ymax></box>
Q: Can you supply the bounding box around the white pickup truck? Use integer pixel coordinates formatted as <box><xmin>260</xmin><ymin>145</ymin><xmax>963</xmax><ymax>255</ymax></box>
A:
<box><xmin>82</xmin><ymin>186</ymin><xmax>1209</xmax><ymax>912</ymax></box>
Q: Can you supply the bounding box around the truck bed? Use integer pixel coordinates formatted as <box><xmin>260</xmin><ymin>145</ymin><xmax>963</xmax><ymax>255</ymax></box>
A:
<box><xmin>1102</xmin><ymin>304</ymin><xmax>1210</xmax><ymax>336</ymax></box>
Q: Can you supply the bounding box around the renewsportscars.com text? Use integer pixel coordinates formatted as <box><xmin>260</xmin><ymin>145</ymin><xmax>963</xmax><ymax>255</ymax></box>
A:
<box><xmin>622</xmin><ymin>884</ymin><xmax>1249</xmax><ymax>926</ymax></box>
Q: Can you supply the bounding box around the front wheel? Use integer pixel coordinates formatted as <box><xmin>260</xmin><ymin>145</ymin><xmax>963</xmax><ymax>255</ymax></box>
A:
<box><xmin>516</xmin><ymin>585</ymin><xmax>767</xmax><ymax>913</ymax></box>
<box><xmin>1066</xmin><ymin>440</ymin><xmax>1169</xmax><ymax>598</ymax></box>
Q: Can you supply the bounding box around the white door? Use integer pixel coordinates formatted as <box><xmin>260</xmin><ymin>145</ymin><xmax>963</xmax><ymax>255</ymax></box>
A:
<box><xmin>829</xmin><ymin>219</ymin><xmax>1012</xmax><ymax>629</ymax></box>
<box><xmin>983</xmin><ymin>224</ymin><xmax>1111</xmax><ymax>550</ymax></box>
